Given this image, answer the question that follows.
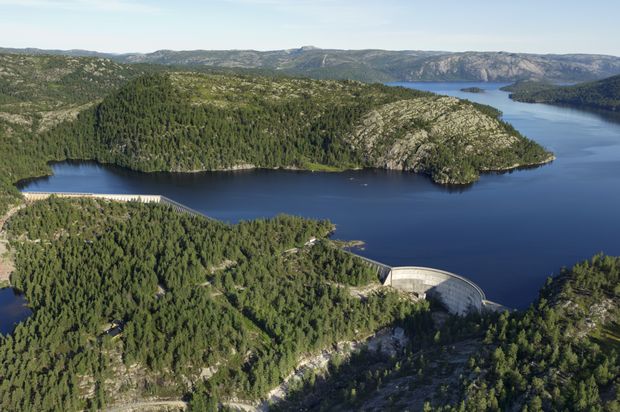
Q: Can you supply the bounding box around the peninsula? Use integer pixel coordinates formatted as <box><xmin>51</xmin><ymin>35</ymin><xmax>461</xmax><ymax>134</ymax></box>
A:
<box><xmin>503</xmin><ymin>75</ymin><xmax>620</xmax><ymax>111</ymax></box>
<box><xmin>46</xmin><ymin>71</ymin><xmax>552</xmax><ymax>185</ymax></box>
<box><xmin>0</xmin><ymin>52</ymin><xmax>553</xmax><ymax>219</ymax></box>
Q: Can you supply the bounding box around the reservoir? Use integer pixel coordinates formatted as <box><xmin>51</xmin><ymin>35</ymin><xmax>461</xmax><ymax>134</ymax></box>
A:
<box><xmin>19</xmin><ymin>83</ymin><xmax>620</xmax><ymax>309</ymax></box>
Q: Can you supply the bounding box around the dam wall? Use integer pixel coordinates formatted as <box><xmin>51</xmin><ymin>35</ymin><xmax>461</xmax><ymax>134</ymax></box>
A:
<box><xmin>23</xmin><ymin>192</ymin><xmax>162</xmax><ymax>203</ymax></box>
<box><xmin>344</xmin><ymin>251</ymin><xmax>392</xmax><ymax>280</ymax></box>
<box><xmin>346</xmin><ymin>251</ymin><xmax>504</xmax><ymax>315</ymax></box>
<box><xmin>384</xmin><ymin>266</ymin><xmax>487</xmax><ymax>315</ymax></box>
<box><xmin>22</xmin><ymin>192</ymin><xmax>209</xmax><ymax>219</ymax></box>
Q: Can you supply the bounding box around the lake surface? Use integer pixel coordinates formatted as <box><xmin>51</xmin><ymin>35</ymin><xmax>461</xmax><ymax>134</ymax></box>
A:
<box><xmin>0</xmin><ymin>288</ymin><xmax>31</xmax><ymax>335</ymax></box>
<box><xmin>19</xmin><ymin>82</ymin><xmax>620</xmax><ymax>309</ymax></box>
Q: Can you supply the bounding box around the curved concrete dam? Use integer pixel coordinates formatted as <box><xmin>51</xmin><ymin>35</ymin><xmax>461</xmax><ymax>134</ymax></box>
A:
<box><xmin>349</xmin><ymin>254</ymin><xmax>503</xmax><ymax>315</ymax></box>
<box><xmin>22</xmin><ymin>191</ymin><xmax>506</xmax><ymax>315</ymax></box>
<box><xmin>385</xmin><ymin>267</ymin><xmax>486</xmax><ymax>315</ymax></box>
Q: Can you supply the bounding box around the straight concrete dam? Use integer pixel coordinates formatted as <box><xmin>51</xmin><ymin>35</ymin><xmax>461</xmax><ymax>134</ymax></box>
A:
<box><xmin>22</xmin><ymin>192</ymin><xmax>208</xmax><ymax>218</ymax></box>
<box><xmin>21</xmin><ymin>191</ymin><xmax>506</xmax><ymax>315</ymax></box>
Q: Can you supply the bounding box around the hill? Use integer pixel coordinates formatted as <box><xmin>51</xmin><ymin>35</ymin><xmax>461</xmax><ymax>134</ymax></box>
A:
<box><xmin>274</xmin><ymin>254</ymin><xmax>620</xmax><ymax>411</ymax></box>
<box><xmin>0</xmin><ymin>197</ymin><xmax>426</xmax><ymax>410</ymax></box>
<box><xmin>0</xmin><ymin>52</ymin><xmax>552</xmax><ymax>216</ymax></box>
<box><xmin>0</xmin><ymin>53</ymin><xmax>148</xmax><ymax>214</ymax></box>
<box><xmin>45</xmin><ymin>72</ymin><xmax>552</xmax><ymax>185</ymax></box>
<box><xmin>2</xmin><ymin>196</ymin><xmax>617</xmax><ymax>410</ymax></box>
<box><xmin>4</xmin><ymin>46</ymin><xmax>620</xmax><ymax>83</ymax></box>
<box><xmin>0</xmin><ymin>53</ymin><xmax>286</xmax><ymax>214</ymax></box>
<box><xmin>0</xmin><ymin>52</ymin><xmax>614</xmax><ymax>412</ymax></box>
<box><xmin>504</xmin><ymin>75</ymin><xmax>620</xmax><ymax>111</ymax></box>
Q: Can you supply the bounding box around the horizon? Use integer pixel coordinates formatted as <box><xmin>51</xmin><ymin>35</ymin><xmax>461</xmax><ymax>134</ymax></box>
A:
<box><xmin>4</xmin><ymin>45</ymin><xmax>620</xmax><ymax>59</ymax></box>
<box><xmin>1</xmin><ymin>0</ymin><xmax>619</xmax><ymax>55</ymax></box>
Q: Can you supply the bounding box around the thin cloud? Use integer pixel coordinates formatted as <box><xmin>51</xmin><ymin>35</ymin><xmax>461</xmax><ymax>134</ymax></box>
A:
<box><xmin>0</xmin><ymin>0</ymin><xmax>160</xmax><ymax>13</ymax></box>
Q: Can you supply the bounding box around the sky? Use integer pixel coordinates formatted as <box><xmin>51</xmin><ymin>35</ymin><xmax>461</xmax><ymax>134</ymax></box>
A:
<box><xmin>0</xmin><ymin>0</ymin><xmax>619</xmax><ymax>55</ymax></box>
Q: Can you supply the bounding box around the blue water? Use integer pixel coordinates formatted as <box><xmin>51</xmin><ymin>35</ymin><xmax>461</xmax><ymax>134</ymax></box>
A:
<box><xmin>18</xmin><ymin>83</ymin><xmax>620</xmax><ymax>309</ymax></box>
<box><xmin>0</xmin><ymin>288</ymin><xmax>31</xmax><ymax>335</ymax></box>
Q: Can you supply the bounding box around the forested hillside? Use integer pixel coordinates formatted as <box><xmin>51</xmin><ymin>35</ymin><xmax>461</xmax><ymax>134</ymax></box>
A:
<box><xmin>0</xmin><ymin>53</ymin><xmax>553</xmax><ymax>216</ymax></box>
<box><xmin>505</xmin><ymin>75</ymin><xmax>620</xmax><ymax>111</ymax></box>
<box><xmin>0</xmin><ymin>53</ymin><xmax>145</xmax><ymax>214</ymax></box>
<box><xmin>0</xmin><ymin>54</ymin><xmax>614</xmax><ymax>407</ymax></box>
<box><xmin>2</xmin><ymin>196</ymin><xmax>618</xmax><ymax>411</ymax></box>
<box><xmin>276</xmin><ymin>255</ymin><xmax>620</xmax><ymax>411</ymax></box>
<box><xmin>44</xmin><ymin>72</ymin><xmax>552</xmax><ymax>185</ymax></box>
<box><xmin>0</xmin><ymin>197</ymin><xmax>426</xmax><ymax>410</ymax></box>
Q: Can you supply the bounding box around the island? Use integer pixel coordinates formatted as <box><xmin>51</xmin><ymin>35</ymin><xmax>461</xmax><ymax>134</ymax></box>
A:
<box><xmin>460</xmin><ymin>86</ymin><xmax>484</xmax><ymax>93</ymax></box>
<box><xmin>502</xmin><ymin>75</ymin><xmax>620</xmax><ymax>111</ymax></box>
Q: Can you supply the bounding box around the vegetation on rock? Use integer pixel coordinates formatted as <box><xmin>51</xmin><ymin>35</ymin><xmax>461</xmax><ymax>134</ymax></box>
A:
<box><xmin>275</xmin><ymin>254</ymin><xmax>620</xmax><ymax>411</ymax></box>
<box><xmin>45</xmin><ymin>72</ymin><xmax>552</xmax><ymax>185</ymax></box>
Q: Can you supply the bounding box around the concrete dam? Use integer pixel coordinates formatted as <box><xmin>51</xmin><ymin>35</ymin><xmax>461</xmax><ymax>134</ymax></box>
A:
<box><xmin>385</xmin><ymin>267</ymin><xmax>486</xmax><ymax>315</ymax></box>
<box><xmin>22</xmin><ymin>191</ymin><xmax>505</xmax><ymax>315</ymax></box>
<box><xmin>22</xmin><ymin>192</ymin><xmax>208</xmax><ymax>219</ymax></box>
<box><xmin>347</xmin><ymin>253</ymin><xmax>503</xmax><ymax>315</ymax></box>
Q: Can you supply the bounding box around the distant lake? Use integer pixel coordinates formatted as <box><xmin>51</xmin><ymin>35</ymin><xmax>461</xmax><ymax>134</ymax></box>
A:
<box><xmin>18</xmin><ymin>83</ymin><xmax>620</xmax><ymax>309</ymax></box>
<box><xmin>0</xmin><ymin>288</ymin><xmax>31</xmax><ymax>335</ymax></box>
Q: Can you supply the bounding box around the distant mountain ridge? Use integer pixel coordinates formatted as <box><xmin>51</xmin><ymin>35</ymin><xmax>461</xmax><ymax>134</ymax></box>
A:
<box><xmin>2</xmin><ymin>46</ymin><xmax>620</xmax><ymax>83</ymax></box>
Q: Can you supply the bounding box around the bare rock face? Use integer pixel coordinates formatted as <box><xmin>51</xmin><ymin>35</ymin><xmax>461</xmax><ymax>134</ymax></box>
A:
<box><xmin>347</xmin><ymin>96</ymin><xmax>535</xmax><ymax>183</ymax></box>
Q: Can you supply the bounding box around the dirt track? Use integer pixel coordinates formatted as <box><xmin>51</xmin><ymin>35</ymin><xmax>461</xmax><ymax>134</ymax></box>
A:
<box><xmin>104</xmin><ymin>400</ymin><xmax>187</xmax><ymax>412</ymax></box>
<box><xmin>0</xmin><ymin>205</ymin><xmax>23</xmax><ymax>284</ymax></box>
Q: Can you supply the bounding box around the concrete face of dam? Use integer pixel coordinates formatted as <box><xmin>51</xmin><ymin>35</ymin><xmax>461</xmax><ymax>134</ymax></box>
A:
<box><xmin>385</xmin><ymin>267</ymin><xmax>486</xmax><ymax>315</ymax></box>
<box><xmin>22</xmin><ymin>192</ymin><xmax>207</xmax><ymax>219</ymax></box>
<box><xmin>23</xmin><ymin>192</ymin><xmax>162</xmax><ymax>203</ymax></box>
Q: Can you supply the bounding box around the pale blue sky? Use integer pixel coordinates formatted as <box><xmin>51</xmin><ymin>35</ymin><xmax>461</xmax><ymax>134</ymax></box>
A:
<box><xmin>0</xmin><ymin>0</ymin><xmax>618</xmax><ymax>55</ymax></box>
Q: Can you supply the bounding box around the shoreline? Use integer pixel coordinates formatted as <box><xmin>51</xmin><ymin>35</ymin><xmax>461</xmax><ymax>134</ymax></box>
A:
<box><xmin>14</xmin><ymin>153</ymin><xmax>556</xmax><ymax>191</ymax></box>
<box><xmin>480</xmin><ymin>153</ymin><xmax>556</xmax><ymax>173</ymax></box>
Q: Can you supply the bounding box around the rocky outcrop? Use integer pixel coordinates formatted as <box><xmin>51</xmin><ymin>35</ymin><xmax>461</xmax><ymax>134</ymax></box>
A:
<box><xmin>348</xmin><ymin>96</ymin><xmax>548</xmax><ymax>183</ymax></box>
